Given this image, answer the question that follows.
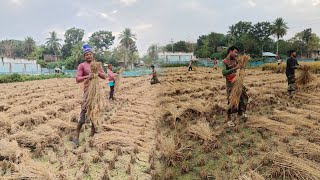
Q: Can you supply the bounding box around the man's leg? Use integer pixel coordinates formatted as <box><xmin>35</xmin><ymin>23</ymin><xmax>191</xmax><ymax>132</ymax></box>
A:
<box><xmin>110</xmin><ymin>86</ymin><xmax>115</xmax><ymax>100</ymax></box>
<box><xmin>287</xmin><ymin>75</ymin><xmax>295</xmax><ymax>97</ymax></box>
<box><xmin>74</xmin><ymin>108</ymin><xmax>86</xmax><ymax>146</ymax></box>
<box><xmin>238</xmin><ymin>87</ymin><xmax>249</xmax><ymax>122</ymax></box>
<box><xmin>90</xmin><ymin>122</ymin><xmax>96</xmax><ymax>137</ymax></box>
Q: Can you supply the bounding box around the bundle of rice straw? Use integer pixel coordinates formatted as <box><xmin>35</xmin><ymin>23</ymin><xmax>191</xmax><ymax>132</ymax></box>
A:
<box><xmin>6</xmin><ymin>160</ymin><xmax>58</xmax><ymax>180</ymax></box>
<box><xmin>0</xmin><ymin>138</ymin><xmax>30</xmax><ymax>163</ymax></box>
<box><xmin>269</xmin><ymin>152</ymin><xmax>320</xmax><ymax>179</ymax></box>
<box><xmin>229</xmin><ymin>55</ymin><xmax>251</xmax><ymax>109</ymax></box>
<box><xmin>296</xmin><ymin>65</ymin><xmax>316</xmax><ymax>86</ymax></box>
<box><xmin>115</xmin><ymin>68</ymin><xmax>125</xmax><ymax>94</ymax></box>
<box><xmin>83</xmin><ymin>61</ymin><xmax>106</xmax><ymax>127</ymax></box>
<box><xmin>291</xmin><ymin>140</ymin><xmax>320</xmax><ymax>163</ymax></box>
<box><xmin>238</xmin><ymin>170</ymin><xmax>265</xmax><ymax>180</ymax></box>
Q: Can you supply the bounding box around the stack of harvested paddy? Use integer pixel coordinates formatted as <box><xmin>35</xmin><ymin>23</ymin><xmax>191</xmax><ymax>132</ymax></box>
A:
<box><xmin>291</xmin><ymin>140</ymin><xmax>320</xmax><ymax>163</ymax></box>
<box><xmin>229</xmin><ymin>55</ymin><xmax>251</xmax><ymax>109</ymax></box>
<box><xmin>188</xmin><ymin>118</ymin><xmax>216</xmax><ymax>143</ymax></box>
<box><xmin>238</xmin><ymin>170</ymin><xmax>265</xmax><ymax>180</ymax></box>
<box><xmin>5</xmin><ymin>160</ymin><xmax>58</xmax><ymax>180</ymax></box>
<box><xmin>46</xmin><ymin>118</ymin><xmax>74</xmax><ymax>132</ymax></box>
<box><xmin>0</xmin><ymin>114</ymin><xmax>11</xmax><ymax>131</ymax></box>
<box><xmin>296</xmin><ymin>65</ymin><xmax>316</xmax><ymax>86</ymax></box>
<box><xmin>83</xmin><ymin>61</ymin><xmax>106</xmax><ymax>127</ymax></box>
<box><xmin>269</xmin><ymin>152</ymin><xmax>320</xmax><ymax>179</ymax></box>
<box><xmin>10</xmin><ymin>125</ymin><xmax>59</xmax><ymax>149</ymax></box>
<box><xmin>0</xmin><ymin>138</ymin><xmax>30</xmax><ymax>163</ymax></box>
<box><xmin>159</xmin><ymin>135</ymin><xmax>189</xmax><ymax>165</ymax></box>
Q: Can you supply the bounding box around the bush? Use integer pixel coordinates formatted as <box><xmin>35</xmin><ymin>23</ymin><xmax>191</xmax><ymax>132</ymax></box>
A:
<box><xmin>0</xmin><ymin>74</ymin><xmax>71</xmax><ymax>83</ymax></box>
<box><xmin>160</xmin><ymin>63</ymin><xmax>189</xmax><ymax>68</ymax></box>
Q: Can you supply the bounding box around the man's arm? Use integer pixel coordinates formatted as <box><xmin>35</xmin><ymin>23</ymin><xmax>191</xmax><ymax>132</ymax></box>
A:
<box><xmin>76</xmin><ymin>64</ymin><xmax>88</xmax><ymax>83</ymax></box>
<box><xmin>222</xmin><ymin>63</ymin><xmax>239</xmax><ymax>76</ymax></box>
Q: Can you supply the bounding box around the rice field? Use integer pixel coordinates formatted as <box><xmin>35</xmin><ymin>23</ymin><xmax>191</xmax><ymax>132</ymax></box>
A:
<box><xmin>0</xmin><ymin>67</ymin><xmax>320</xmax><ymax>179</ymax></box>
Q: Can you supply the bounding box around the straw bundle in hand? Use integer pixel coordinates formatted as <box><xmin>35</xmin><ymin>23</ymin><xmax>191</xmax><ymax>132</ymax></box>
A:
<box><xmin>229</xmin><ymin>55</ymin><xmax>251</xmax><ymax>109</ymax></box>
<box><xmin>296</xmin><ymin>65</ymin><xmax>316</xmax><ymax>86</ymax></box>
<box><xmin>115</xmin><ymin>68</ymin><xmax>125</xmax><ymax>94</ymax></box>
<box><xmin>83</xmin><ymin>61</ymin><xmax>106</xmax><ymax>127</ymax></box>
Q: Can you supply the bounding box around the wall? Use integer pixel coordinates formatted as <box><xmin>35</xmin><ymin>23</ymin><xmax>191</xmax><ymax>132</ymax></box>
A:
<box><xmin>0</xmin><ymin>57</ymin><xmax>41</xmax><ymax>74</ymax></box>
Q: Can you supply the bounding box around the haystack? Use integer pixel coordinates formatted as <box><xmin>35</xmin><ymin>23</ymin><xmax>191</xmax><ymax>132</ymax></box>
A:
<box><xmin>83</xmin><ymin>61</ymin><xmax>106</xmax><ymax>127</ymax></box>
<box><xmin>114</xmin><ymin>68</ymin><xmax>125</xmax><ymax>94</ymax></box>
<box><xmin>188</xmin><ymin>118</ymin><xmax>216</xmax><ymax>143</ymax></box>
<box><xmin>269</xmin><ymin>152</ymin><xmax>320</xmax><ymax>179</ymax></box>
<box><xmin>229</xmin><ymin>55</ymin><xmax>250</xmax><ymax>109</ymax></box>
<box><xmin>296</xmin><ymin>65</ymin><xmax>316</xmax><ymax>86</ymax></box>
<box><xmin>159</xmin><ymin>135</ymin><xmax>190</xmax><ymax>165</ymax></box>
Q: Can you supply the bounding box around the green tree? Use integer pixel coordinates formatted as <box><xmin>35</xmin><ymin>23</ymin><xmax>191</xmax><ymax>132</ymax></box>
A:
<box><xmin>119</xmin><ymin>28</ymin><xmax>137</xmax><ymax>69</ymax></box>
<box><xmin>23</xmin><ymin>37</ymin><xmax>36</xmax><ymax>57</ymax></box>
<box><xmin>227</xmin><ymin>21</ymin><xmax>253</xmax><ymax>44</ymax></box>
<box><xmin>271</xmin><ymin>18</ymin><xmax>288</xmax><ymax>55</ymax></box>
<box><xmin>89</xmin><ymin>30</ymin><xmax>115</xmax><ymax>53</ymax></box>
<box><xmin>28</xmin><ymin>45</ymin><xmax>46</xmax><ymax>60</ymax></box>
<box><xmin>62</xmin><ymin>28</ymin><xmax>85</xmax><ymax>58</ymax></box>
<box><xmin>64</xmin><ymin>43</ymin><xmax>83</xmax><ymax>69</ymax></box>
<box><xmin>148</xmin><ymin>44</ymin><xmax>158</xmax><ymax>60</ymax></box>
<box><xmin>45</xmin><ymin>31</ymin><xmax>62</xmax><ymax>57</ymax></box>
<box><xmin>251</xmin><ymin>21</ymin><xmax>272</xmax><ymax>54</ymax></box>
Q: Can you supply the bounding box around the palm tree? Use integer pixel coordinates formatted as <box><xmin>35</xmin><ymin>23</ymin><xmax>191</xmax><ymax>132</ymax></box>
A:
<box><xmin>46</xmin><ymin>31</ymin><xmax>62</xmax><ymax>58</ymax></box>
<box><xmin>148</xmin><ymin>44</ymin><xmax>158</xmax><ymax>60</ymax></box>
<box><xmin>271</xmin><ymin>18</ymin><xmax>288</xmax><ymax>55</ymax></box>
<box><xmin>24</xmin><ymin>36</ymin><xmax>36</xmax><ymax>57</ymax></box>
<box><xmin>118</xmin><ymin>28</ymin><xmax>137</xmax><ymax>69</ymax></box>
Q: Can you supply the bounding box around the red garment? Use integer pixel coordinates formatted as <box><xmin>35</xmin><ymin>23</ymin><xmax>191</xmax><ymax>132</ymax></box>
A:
<box><xmin>223</xmin><ymin>59</ymin><xmax>237</xmax><ymax>83</ymax></box>
<box><xmin>107</xmin><ymin>69</ymin><xmax>117</xmax><ymax>82</ymax></box>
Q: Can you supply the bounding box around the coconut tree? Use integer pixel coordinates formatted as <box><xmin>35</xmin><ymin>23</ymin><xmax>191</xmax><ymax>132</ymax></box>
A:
<box><xmin>23</xmin><ymin>36</ymin><xmax>36</xmax><ymax>57</ymax></box>
<box><xmin>271</xmin><ymin>18</ymin><xmax>288</xmax><ymax>55</ymax></box>
<box><xmin>118</xmin><ymin>28</ymin><xmax>137</xmax><ymax>69</ymax></box>
<box><xmin>46</xmin><ymin>31</ymin><xmax>62</xmax><ymax>58</ymax></box>
<box><xmin>148</xmin><ymin>44</ymin><xmax>158</xmax><ymax>60</ymax></box>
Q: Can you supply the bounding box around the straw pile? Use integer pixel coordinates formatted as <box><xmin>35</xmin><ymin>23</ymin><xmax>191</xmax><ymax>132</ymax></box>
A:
<box><xmin>159</xmin><ymin>135</ymin><xmax>189</xmax><ymax>165</ymax></box>
<box><xmin>229</xmin><ymin>55</ymin><xmax>250</xmax><ymax>109</ymax></box>
<box><xmin>296</xmin><ymin>65</ymin><xmax>316</xmax><ymax>86</ymax></box>
<box><xmin>269</xmin><ymin>152</ymin><xmax>320</xmax><ymax>179</ymax></box>
<box><xmin>0</xmin><ymin>138</ymin><xmax>30</xmax><ymax>163</ymax></box>
<box><xmin>6</xmin><ymin>160</ymin><xmax>58</xmax><ymax>180</ymax></box>
<box><xmin>83</xmin><ymin>61</ymin><xmax>106</xmax><ymax>127</ymax></box>
<box><xmin>188</xmin><ymin>118</ymin><xmax>216</xmax><ymax>142</ymax></box>
<box><xmin>291</xmin><ymin>140</ymin><xmax>320</xmax><ymax>163</ymax></box>
<box><xmin>238</xmin><ymin>170</ymin><xmax>265</xmax><ymax>180</ymax></box>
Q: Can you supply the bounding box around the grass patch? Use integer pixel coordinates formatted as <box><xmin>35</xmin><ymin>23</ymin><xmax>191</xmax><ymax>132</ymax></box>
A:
<box><xmin>0</xmin><ymin>73</ymin><xmax>71</xmax><ymax>83</ymax></box>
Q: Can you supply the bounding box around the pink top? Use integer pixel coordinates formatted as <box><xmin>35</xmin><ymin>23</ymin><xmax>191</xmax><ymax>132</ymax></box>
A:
<box><xmin>76</xmin><ymin>61</ymin><xmax>106</xmax><ymax>91</ymax></box>
<box><xmin>107</xmin><ymin>69</ymin><xmax>117</xmax><ymax>82</ymax></box>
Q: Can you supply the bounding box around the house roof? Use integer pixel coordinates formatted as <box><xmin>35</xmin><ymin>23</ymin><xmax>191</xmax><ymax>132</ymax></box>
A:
<box><xmin>262</xmin><ymin>52</ymin><xmax>277</xmax><ymax>57</ymax></box>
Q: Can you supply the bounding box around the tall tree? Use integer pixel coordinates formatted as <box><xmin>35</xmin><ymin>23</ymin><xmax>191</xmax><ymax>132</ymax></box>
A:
<box><xmin>62</xmin><ymin>28</ymin><xmax>85</xmax><ymax>58</ymax></box>
<box><xmin>251</xmin><ymin>21</ymin><xmax>272</xmax><ymax>53</ymax></box>
<box><xmin>271</xmin><ymin>18</ymin><xmax>288</xmax><ymax>55</ymax></box>
<box><xmin>148</xmin><ymin>44</ymin><xmax>158</xmax><ymax>60</ymax></box>
<box><xmin>23</xmin><ymin>36</ymin><xmax>36</xmax><ymax>57</ymax></box>
<box><xmin>118</xmin><ymin>28</ymin><xmax>137</xmax><ymax>69</ymax></box>
<box><xmin>228</xmin><ymin>21</ymin><xmax>253</xmax><ymax>38</ymax></box>
<box><xmin>89</xmin><ymin>30</ymin><xmax>115</xmax><ymax>53</ymax></box>
<box><xmin>45</xmin><ymin>31</ymin><xmax>62</xmax><ymax>57</ymax></box>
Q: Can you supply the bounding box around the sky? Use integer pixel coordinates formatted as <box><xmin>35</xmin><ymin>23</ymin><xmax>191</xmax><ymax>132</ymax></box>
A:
<box><xmin>0</xmin><ymin>0</ymin><xmax>320</xmax><ymax>55</ymax></box>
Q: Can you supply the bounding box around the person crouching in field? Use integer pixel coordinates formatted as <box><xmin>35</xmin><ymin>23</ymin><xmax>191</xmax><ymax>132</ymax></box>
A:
<box><xmin>222</xmin><ymin>46</ymin><xmax>248</xmax><ymax>127</ymax></box>
<box><xmin>286</xmin><ymin>50</ymin><xmax>300</xmax><ymax>98</ymax></box>
<box><xmin>73</xmin><ymin>44</ymin><xmax>106</xmax><ymax>147</ymax></box>
<box><xmin>107</xmin><ymin>64</ymin><xmax>117</xmax><ymax>100</ymax></box>
<box><xmin>150</xmin><ymin>65</ymin><xmax>160</xmax><ymax>85</ymax></box>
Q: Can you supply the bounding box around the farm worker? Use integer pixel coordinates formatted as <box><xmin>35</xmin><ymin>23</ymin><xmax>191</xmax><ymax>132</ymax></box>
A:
<box><xmin>276</xmin><ymin>56</ymin><xmax>282</xmax><ymax>73</ymax></box>
<box><xmin>150</xmin><ymin>65</ymin><xmax>160</xmax><ymax>84</ymax></box>
<box><xmin>188</xmin><ymin>60</ymin><xmax>193</xmax><ymax>71</ymax></box>
<box><xmin>213</xmin><ymin>58</ymin><xmax>218</xmax><ymax>70</ymax></box>
<box><xmin>107</xmin><ymin>64</ymin><xmax>117</xmax><ymax>100</ymax></box>
<box><xmin>286</xmin><ymin>50</ymin><xmax>300</xmax><ymax>97</ymax></box>
<box><xmin>73</xmin><ymin>44</ymin><xmax>106</xmax><ymax>147</ymax></box>
<box><xmin>222</xmin><ymin>46</ymin><xmax>248</xmax><ymax>127</ymax></box>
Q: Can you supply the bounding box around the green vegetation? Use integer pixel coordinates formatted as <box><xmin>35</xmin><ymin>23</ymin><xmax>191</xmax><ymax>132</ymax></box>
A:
<box><xmin>0</xmin><ymin>73</ymin><xmax>71</xmax><ymax>83</ymax></box>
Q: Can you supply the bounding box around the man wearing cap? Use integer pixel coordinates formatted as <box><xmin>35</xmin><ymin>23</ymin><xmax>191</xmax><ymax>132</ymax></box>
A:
<box><xmin>73</xmin><ymin>44</ymin><xmax>106</xmax><ymax>147</ymax></box>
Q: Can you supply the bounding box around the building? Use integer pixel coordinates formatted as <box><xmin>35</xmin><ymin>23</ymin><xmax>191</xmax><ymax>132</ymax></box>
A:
<box><xmin>0</xmin><ymin>57</ymin><xmax>41</xmax><ymax>74</ymax></box>
<box><xmin>158</xmin><ymin>52</ymin><xmax>195</xmax><ymax>64</ymax></box>
<box><xmin>44</xmin><ymin>54</ymin><xmax>59</xmax><ymax>62</ymax></box>
<box><xmin>311</xmin><ymin>48</ymin><xmax>320</xmax><ymax>58</ymax></box>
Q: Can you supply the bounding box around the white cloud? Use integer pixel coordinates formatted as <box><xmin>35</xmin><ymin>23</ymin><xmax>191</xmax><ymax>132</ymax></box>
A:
<box><xmin>112</xmin><ymin>10</ymin><xmax>118</xmax><ymax>14</ymax></box>
<box><xmin>312</xmin><ymin>0</ymin><xmax>320</xmax><ymax>6</ymax></box>
<box><xmin>134</xmin><ymin>23</ymin><xmax>153</xmax><ymax>31</ymax></box>
<box><xmin>119</xmin><ymin>0</ymin><xmax>137</xmax><ymax>6</ymax></box>
<box><xmin>10</xmin><ymin>0</ymin><xmax>24</xmax><ymax>6</ymax></box>
<box><xmin>75</xmin><ymin>9</ymin><xmax>115</xmax><ymax>22</ymax></box>
<box><xmin>248</xmin><ymin>0</ymin><xmax>256</xmax><ymax>7</ymax></box>
<box><xmin>181</xmin><ymin>0</ymin><xmax>214</xmax><ymax>15</ymax></box>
